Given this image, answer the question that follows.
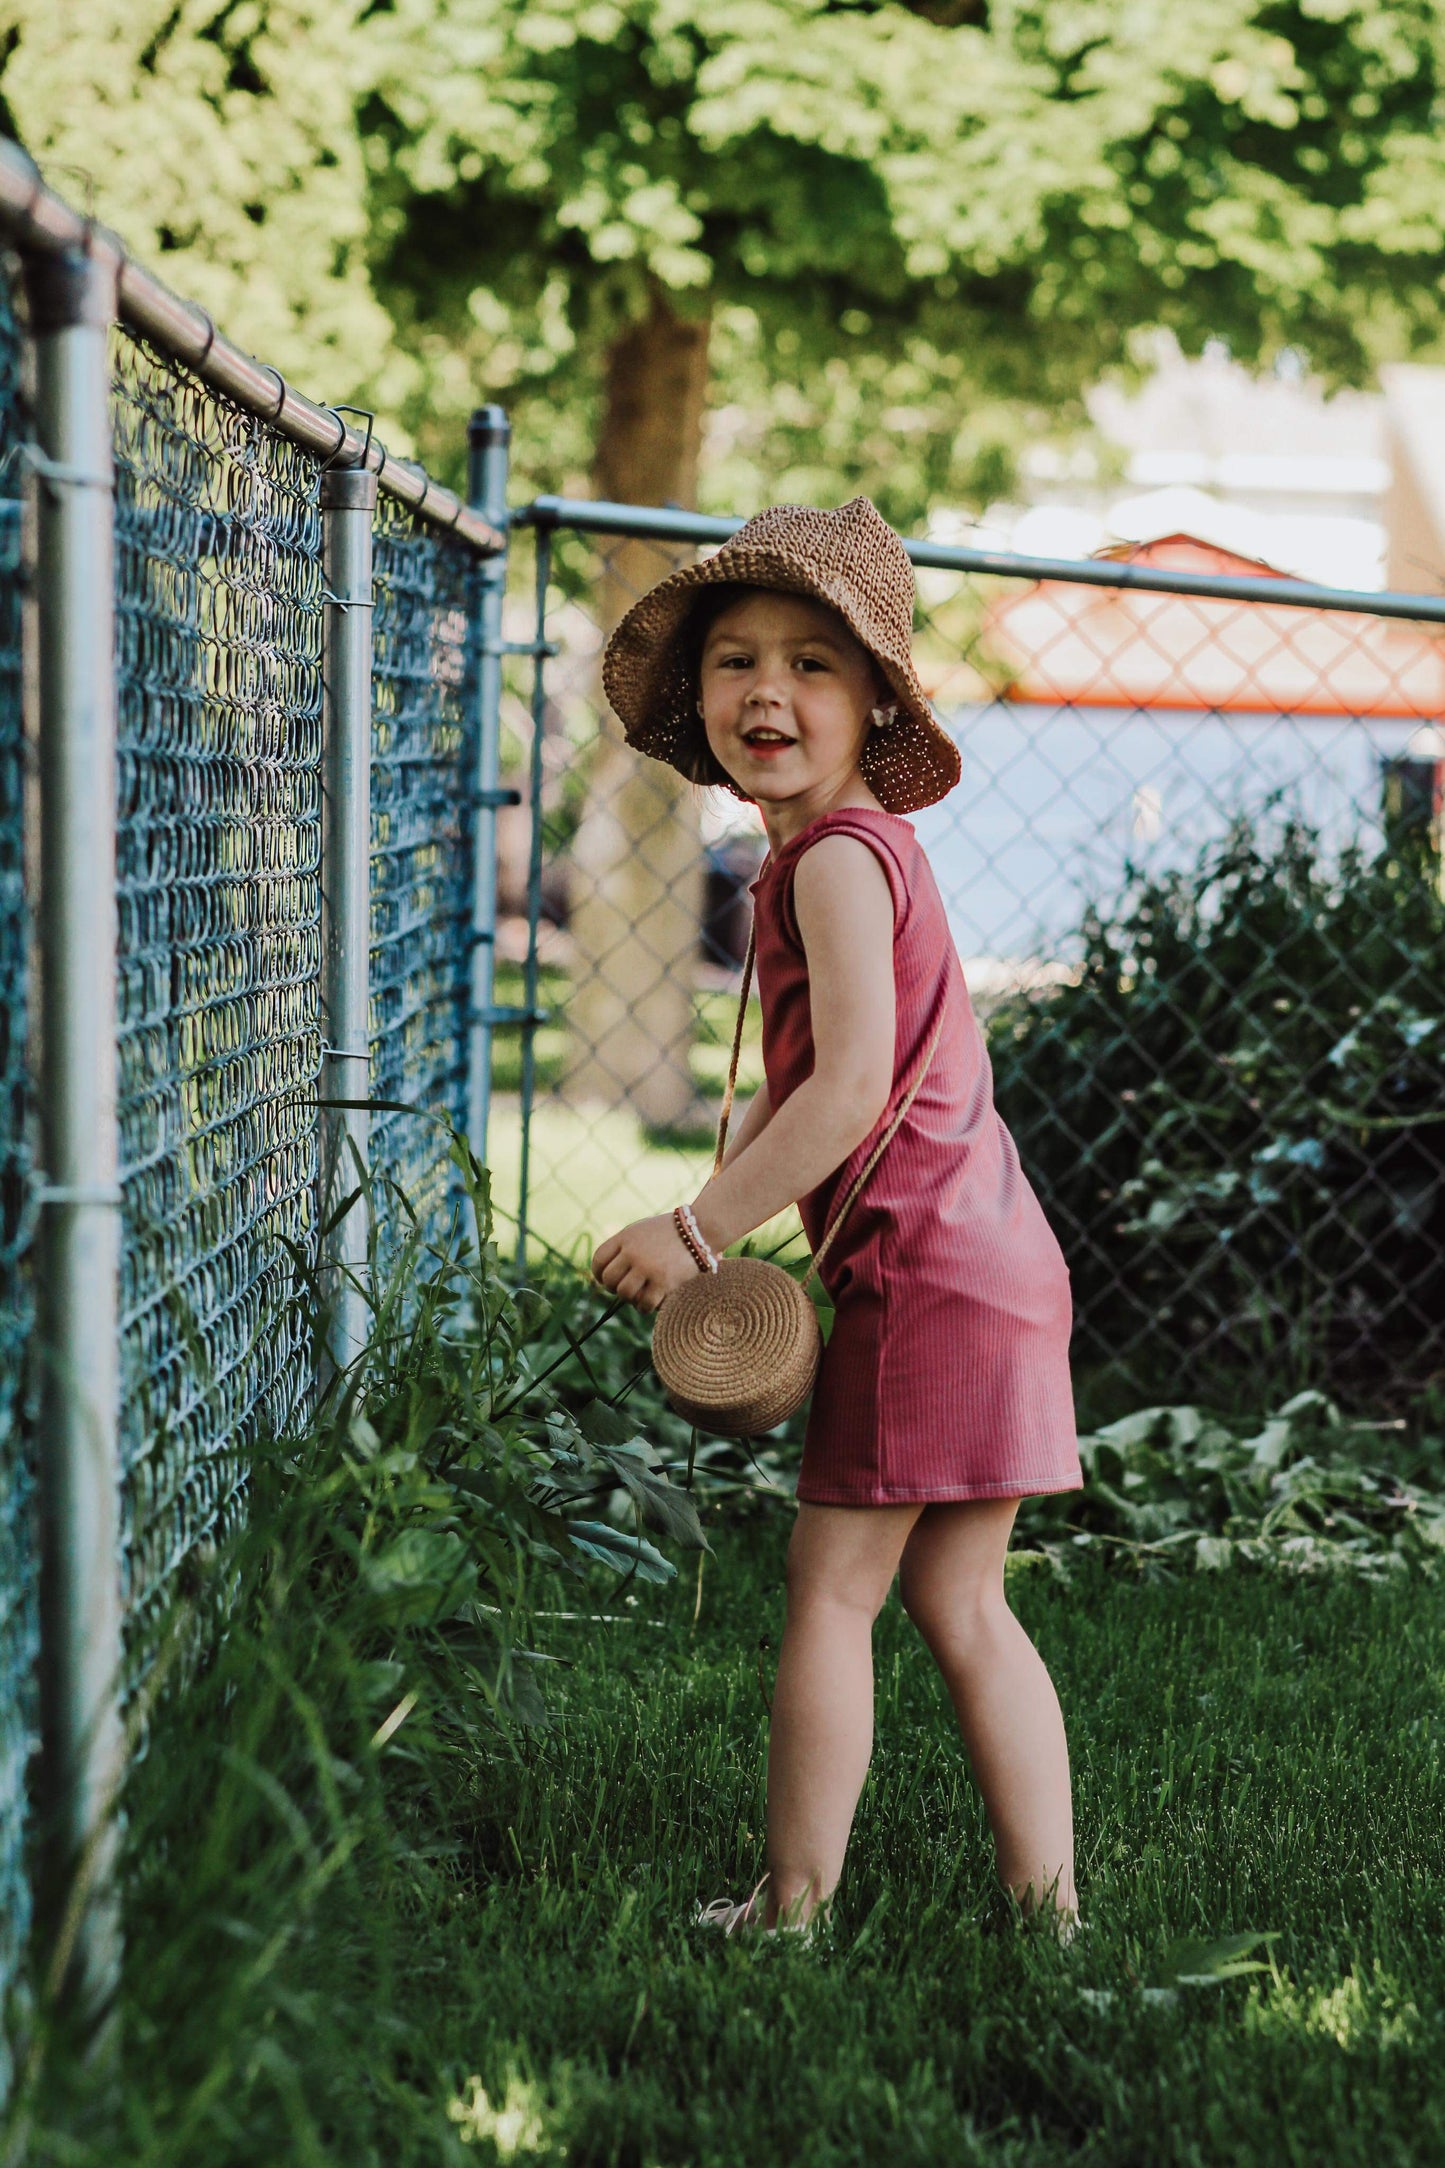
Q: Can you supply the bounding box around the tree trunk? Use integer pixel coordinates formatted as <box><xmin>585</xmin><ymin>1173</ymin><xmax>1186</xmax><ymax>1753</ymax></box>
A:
<box><xmin>565</xmin><ymin>289</ymin><xmax>713</xmax><ymax>1130</ymax></box>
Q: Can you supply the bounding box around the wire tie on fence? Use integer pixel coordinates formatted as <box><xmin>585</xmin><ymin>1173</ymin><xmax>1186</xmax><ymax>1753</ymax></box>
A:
<box><xmin>322</xmin><ymin>404</ymin><xmax>374</xmax><ymax>472</ymax></box>
<box><xmin>14</xmin><ymin>443</ymin><xmax>111</xmax><ymax>496</ymax></box>
<box><xmin>33</xmin><ymin>1182</ymin><xmax>122</xmax><ymax>1209</ymax></box>
<box><xmin>43</xmin><ymin>159</ymin><xmax>97</xmax><ymax>221</ymax></box>
<box><xmin>190</xmin><ymin>304</ymin><xmax>217</xmax><ymax>372</ymax></box>
<box><xmin>259</xmin><ymin>363</ymin><xmax>287</xmax><ymax>423</ymax></box>
<box><xmin>320</xmin><ymin>1041</ymin><xmax>372</xmax><ymax>1061</ymax></box>
<box><xmin>21</xmin><ymin>167</ymin><xmax>45</xmax><ymax>238</ymax></box>
<box><xmin>319</xmin><ymin>409</ymin><xmax>349</xmax><ymax>467</ymax></box>
<box><xmin>319</xmin><ymin>587</ymin><xmax>375</xmax><ymax>613</ymax></box>
<box><xmin>221</xmin><ymin>423</ymin><xmax>260</xmax><ymax>473</ymax></box>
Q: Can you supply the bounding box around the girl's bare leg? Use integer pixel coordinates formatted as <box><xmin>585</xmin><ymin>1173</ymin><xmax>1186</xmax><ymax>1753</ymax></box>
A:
<box><xmin>897</xmin><ymin>1498</ymin><xmax>1076</xmax><ymax>1919</ymax></box>
<box><xmin>762</xmin><ymin>1500</ymin><xmax>922</xmax><ymax>1928</ymax></box>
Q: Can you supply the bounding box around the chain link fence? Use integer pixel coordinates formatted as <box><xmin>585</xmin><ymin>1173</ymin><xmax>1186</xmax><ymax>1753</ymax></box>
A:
<box><xmin>492</xmin><ymin>519</ymin><xmax>1445</xmax><ymax>1424</ymax></box>
<box><xmin>0</xmin><ymin>206</ymin><xmax>495</xmax><ymax>2057</ymax></box>
<box><xmin>112</xmin><ymin>326</ymin><xmax>326</xmax><ymax>1652</ymax></box>
<box><xmin>368</xmin><ymin>501</ymin><xmax>477</xmax><ymax>1268</ymax></box>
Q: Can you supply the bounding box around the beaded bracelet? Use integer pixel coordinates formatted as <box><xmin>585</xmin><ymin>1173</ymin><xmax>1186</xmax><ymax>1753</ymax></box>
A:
<box><xmin>672</xmin><ymin>1201</ymin><xmax>720</xmax><ymax>1274</ymax></box>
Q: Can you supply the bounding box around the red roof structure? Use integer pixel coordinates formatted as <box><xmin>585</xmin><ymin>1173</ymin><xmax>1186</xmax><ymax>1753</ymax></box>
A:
<box><xmin>984</xmin><ymin>535</ymin><xmax>1445</xmax><ymax>717</ymax></box>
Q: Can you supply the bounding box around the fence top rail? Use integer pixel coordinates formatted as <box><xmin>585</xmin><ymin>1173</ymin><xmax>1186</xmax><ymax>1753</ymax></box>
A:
<box><xmin>0</xmin><ymin>140</ymin><xmax>503</xmax><ymax>557</ymax></box>
<box><xmin>517</xmin><ymin>493</ymin><xmax>1445</xmax><ymax>626</ymax></box>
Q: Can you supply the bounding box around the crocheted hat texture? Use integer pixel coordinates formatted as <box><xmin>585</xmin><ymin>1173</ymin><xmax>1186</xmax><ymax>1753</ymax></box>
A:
<box><xmin>601</xmin><ymin>496</ymin><xmax>961</xmax><ymax>815</ymax></box>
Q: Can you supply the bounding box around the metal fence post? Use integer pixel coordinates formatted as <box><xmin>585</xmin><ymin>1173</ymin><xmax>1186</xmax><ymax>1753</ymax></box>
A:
<box><xmin>27</xmin><ymin>244</ymin><xmax>124</xmax><ymax>2025</ymax></box>
<box><xmin>319</xmin><ymin>465</ymin><xmax>376</xmax><ymax>1378</ymax></box>
<box><xmin>466</xmin><ymin>405</ymin><xmax>511</xmax><ymax>1165</ymax></box>
<box><xmin>514</xmin><ymin>526</ymin><xmax>552</xmax><ymax>1275</ymax></box>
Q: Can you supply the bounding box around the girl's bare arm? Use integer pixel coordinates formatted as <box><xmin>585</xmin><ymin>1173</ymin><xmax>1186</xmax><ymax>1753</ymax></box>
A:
<box><xmin>718</xmin><ymin>1075</ymin><xmax>771</xmax><ymax>1169</ymax></box>
<box><xmin>689</xmin><ymin>834</ymin><xmax>894</xmax><ymax>1252</ymax></box>
<box><xmin>590</xmin><ymin>833</ymin><xmax>893</xmax><ymax>1309</ymax></box>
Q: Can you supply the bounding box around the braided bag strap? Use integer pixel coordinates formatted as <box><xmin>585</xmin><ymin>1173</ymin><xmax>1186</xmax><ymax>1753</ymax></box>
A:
<box><xmin>710</xmin><ymin>899</ymin><xmax>945</xmax><ymax>1289</ymax></box>
<box><xmin>711</xmin><ymin>913</ymin><xmax>757</xmax><ymax>1179</ymax></box>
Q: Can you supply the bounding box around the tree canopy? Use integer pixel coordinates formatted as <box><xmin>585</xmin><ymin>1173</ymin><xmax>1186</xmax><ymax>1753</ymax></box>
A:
<box><xmin>363</xmin><ymin>0</ymin><xmax>1445</xmax><ymax>514</ymax></box>
<box><xmin>0</xmin><ymin>1</ymin><xmax>408</xmax><ymax>420</ymax></box>
<box><xmin>3</xmin><ymin>1</ymin><xmax>1445</xmax><ymax>517</ymax></box>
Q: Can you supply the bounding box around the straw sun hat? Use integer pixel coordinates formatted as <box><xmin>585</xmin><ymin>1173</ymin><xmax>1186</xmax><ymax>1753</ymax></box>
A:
<box><xmin>601</xmin><ymin>496</ymin><xmax>962</xmax><ymax>815</ymax></box>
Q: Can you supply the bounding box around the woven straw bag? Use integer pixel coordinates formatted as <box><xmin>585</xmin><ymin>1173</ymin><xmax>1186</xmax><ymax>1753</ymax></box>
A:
<box><xmin>652</xmin><ymin>911</ymin><xmax>944</xmax><ymax>1435</ymax></box>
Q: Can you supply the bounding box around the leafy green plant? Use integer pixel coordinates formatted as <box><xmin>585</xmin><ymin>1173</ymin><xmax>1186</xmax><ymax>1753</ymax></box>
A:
<box><xmin>1019</xmin><ymin>1387</ymin><xmax>1445</xmax><ymax>1580</ymax></box>
<box><xmin>488</xmin><ymin>1230</ymin><xmax>806</xmax><ymax>1515</ymax></box>
<box><xmin>308</xmin><ymin>1138</ymin><xmax>713</xmax><ymax>1656</ymax></box>
<box><xmin>989</xmin><ymin>818</ymin><xmax>1445</xmax><ymax>1417</ymax></box>
<box><xmin>7</xmin><ymin>1141</ymin><xmax>719</xmax><ymax>2157</ymax></box>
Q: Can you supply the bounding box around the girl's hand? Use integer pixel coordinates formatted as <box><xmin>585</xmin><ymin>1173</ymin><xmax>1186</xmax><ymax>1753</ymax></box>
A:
<box><xmin>591</xmin><ymin>1213</ymin><xmax>700</xmax><ymax>1314</ymax></box>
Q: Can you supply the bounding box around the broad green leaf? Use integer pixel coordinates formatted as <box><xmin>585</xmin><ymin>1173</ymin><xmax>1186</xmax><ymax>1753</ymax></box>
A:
<box><xmin>575</xmin><ymin>1397</ymin><xmax>649</xmax><ymax>1449</ymax></box>
<box><xmin>361</xmin><ymin>1530</ymin><xmax>476</xmax><ymax>1623</ymax></box>
<box><xmin>565</xmin><ymin>1519</ymin><xmax>677</xmax><ymax>1583</ymax></box>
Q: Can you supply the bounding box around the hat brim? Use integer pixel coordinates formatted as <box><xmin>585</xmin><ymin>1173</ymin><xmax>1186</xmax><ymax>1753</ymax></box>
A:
<box><xmin>601</xmin><ymin>548</ymin><xmax>961</xmax><ymax>816</ymax></box>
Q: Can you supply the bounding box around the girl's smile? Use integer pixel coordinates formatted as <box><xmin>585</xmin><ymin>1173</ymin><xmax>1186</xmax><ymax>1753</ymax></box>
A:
<box><xmin>738</xmin><ymin>724</ymin><xmax>796</xmax><ymax>756</ymax></box>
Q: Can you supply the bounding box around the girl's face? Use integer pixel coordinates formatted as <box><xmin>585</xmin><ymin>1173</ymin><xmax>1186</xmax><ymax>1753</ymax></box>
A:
<box><xmin>698</xmin><ymin>591</ymin><xmax>883</xmax><ymax>810</ymax></box>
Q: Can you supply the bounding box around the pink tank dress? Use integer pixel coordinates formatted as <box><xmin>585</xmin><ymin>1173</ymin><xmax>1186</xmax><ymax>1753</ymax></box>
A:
<box><xmin>748</xmin><ymin>806</ymin><xmax>1082</xmax><ymax>1505</ymax></box>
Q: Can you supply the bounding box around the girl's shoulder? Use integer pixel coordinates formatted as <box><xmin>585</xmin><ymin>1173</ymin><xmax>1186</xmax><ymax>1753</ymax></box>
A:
<box><xmin>763</xmin><ymin>806</ymin><xmax>919</xmax><ymax>942</ymax></box>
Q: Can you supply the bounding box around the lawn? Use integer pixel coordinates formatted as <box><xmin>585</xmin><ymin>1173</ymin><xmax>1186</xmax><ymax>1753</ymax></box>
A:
<box><xmin>26</xmin><ymin>1502</ymin><xmax>1445</xmax><ymax>2165</ymax></box>
<box><xmin>484</xmin><ymin>957</ymin><xmax>782</xmax><ymax>1269</ymax></box>
<box><xmin>402</xmin><ymin>1536</ymin><xmax>1445</xmax><ymax>2167</ymax></box>
<box><xmin>486</xmin><ymin>1095</ymin><xmax>803</xmax><ymax>1270</ymax></box>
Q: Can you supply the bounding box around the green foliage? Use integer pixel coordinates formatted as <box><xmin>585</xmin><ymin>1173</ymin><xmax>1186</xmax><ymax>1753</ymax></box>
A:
<box><xmin>0</xmin><ymin>1</ymin><xmax>411</xmax><ymax>425</ymax></box>
<box><xmin>1019</xmin><ymin>1385</ymin><xmax>1445</xmax><ymax>1579</ymax></box>
<box><xmin>989</xmin><ymin>819</ymin><xmax>1445</xmax><ymax>1413</ymax></box>
<box><xmin>5</xmin><ymin>1152</ymin><xmax>720</xmax><ymax>2150</ymax></box>
<box><xmin>505</xmin><ymin>1211</ymin><xmax>1445</xmax><ymax>1587</ymax></box>
<box><xmin>8</xmin><ymin>4</ymin><xmax>1445</xmax><ymax>511</ymax></box>
<box><xmin>366</xmin><ymin>0</ymin><xmax>1445</xmax><ymax>510</ymax></box>
<box><xmin>494</xmin><ymin>1220</ymin><xmax>809</xmax><ymax>1505</ymax></box>
<box><xmin>307</xmin><ymin>1142</ymin><xmax>711</xmax><ymax>1631</ymax></box>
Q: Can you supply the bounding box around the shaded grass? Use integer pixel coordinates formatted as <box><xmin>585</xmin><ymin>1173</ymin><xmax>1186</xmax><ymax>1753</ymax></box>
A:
<box><xmin>22</xmin><ymin>1497</ymin><xmax>1445</xmax><ymax>2166</ymax></box>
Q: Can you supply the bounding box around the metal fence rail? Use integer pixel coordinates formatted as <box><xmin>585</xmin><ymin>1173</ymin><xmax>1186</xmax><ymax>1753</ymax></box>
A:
<box><xmin>495</xmin><ymin>505</ymin><xmax>1445</xmax><ymax>1424</ymax></box>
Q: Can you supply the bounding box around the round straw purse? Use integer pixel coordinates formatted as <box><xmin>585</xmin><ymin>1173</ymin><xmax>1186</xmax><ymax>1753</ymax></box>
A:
<box><xmin>652</xmin><ymin>915</ymin><xmax>944</xmax><ymax>1436</ymax></box>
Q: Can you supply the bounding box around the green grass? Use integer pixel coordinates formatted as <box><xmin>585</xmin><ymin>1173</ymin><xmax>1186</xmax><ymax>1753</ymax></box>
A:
<box><xmin>387</xmin><ymin>1537</ymin><xmax>1445</xmax><ymax>2167</ymax></box>
<box><xmin>487</xmin><ymin>1096</ymin><xmax>803</xmax><ymax>1267</ymax></box>
<box><xmin>23</xmin><ymin>1503</ymin><xmax>1445</xmax><ymax>2165</ymax></box>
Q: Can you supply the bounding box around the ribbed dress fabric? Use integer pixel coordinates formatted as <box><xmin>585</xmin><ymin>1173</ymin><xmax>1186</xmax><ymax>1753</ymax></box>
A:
<box><xmin>749</xmin><ymin>806</ymin><xmax>1083</xmax><ymax>1506</ymax></box>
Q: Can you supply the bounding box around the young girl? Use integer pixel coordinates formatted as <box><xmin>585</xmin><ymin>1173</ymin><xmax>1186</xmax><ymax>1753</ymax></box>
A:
<box><xmin>591</xmin><ymin>498</ymin><xmax>1083</xmax><ymax>1939</ymax></box>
